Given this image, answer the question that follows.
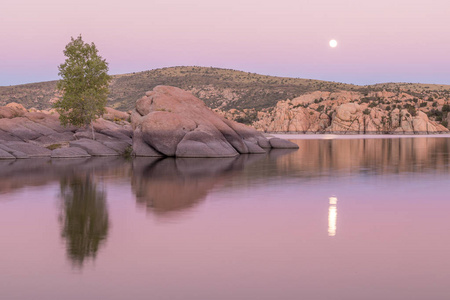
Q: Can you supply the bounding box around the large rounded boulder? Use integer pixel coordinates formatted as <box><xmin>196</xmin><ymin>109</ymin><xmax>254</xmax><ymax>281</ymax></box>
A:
<box><xmin>131</xmin><ymin>86</ymin><xmax>298</xmax><ymax>157</ymax></box>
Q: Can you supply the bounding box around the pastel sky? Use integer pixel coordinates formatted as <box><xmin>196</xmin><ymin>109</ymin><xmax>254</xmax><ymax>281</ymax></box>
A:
<box><xmin>1</xmin><ymin>0</ymin><xmax>449</xmax><ymax>86</ymax></box>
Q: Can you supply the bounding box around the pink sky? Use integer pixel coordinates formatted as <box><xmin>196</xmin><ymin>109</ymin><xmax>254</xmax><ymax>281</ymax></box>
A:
<box><xmin>1</xmin><ymin>0</ymin><xmax>449</xmax><ymax>86</ymax></box>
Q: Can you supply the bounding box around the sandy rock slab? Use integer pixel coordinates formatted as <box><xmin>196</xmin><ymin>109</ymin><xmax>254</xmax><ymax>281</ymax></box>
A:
<box><xmin>51</xmin><ymin>147</ymin><xmax>91</xmax><ymax>158</ymax></box>
<box><xmin>70</xmin><ymin>139</ymin><xmax>119</xmax><ymax>156</ymax></box>
<box><xmin>132</xmin><ymin>86</ymin><xmax>298</xmax><ymax>157</ymax></box>
<box><xmin>0</xmin><ymin>148</ymin><xmax>16</xmax><ymax>159</ymax></box>
<box><xmin>269</xmin><ymin>138</ymin><xmax>300</xmax><ymax>149</ymax></box>
<box><xmin>0</xmin><ymin>103</ymin><xmax>134</xmax><ymax>159</ymax></box>
<box><xmin>0</xmin><ymin>143</ymin><xmax>29</xmax><ymax>158</ymax></box>
<box><xmin>3</xmin><ymin>141</ymin><xmax>51</xmax><ymax>157</ymax></box>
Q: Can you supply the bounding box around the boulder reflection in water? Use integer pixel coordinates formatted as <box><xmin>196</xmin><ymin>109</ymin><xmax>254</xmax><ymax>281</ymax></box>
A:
<box><xmin>131</xmin><ymin>155</ymin><xmax>267</xmax><ymax>217</ymax></box>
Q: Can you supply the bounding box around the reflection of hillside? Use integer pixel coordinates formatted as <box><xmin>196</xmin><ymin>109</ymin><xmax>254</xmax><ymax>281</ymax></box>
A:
<box><xmin>131</xmin><ymin>155</ymin><xmax>267</xmax><ymax>216</ymax></box>
<box><xmin>277</xmin><ymin>138</ymin><xmax>450</xmax><ymax>175</ymax></box>
<box><xmin>0</xmin><ymin>157</ymin><xmax>130</xmax><ymax>195</ymax></box>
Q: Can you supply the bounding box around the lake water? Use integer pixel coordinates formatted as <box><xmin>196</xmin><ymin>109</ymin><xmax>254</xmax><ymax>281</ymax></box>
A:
<box><xmin>1</xmin><ymin>136</ymin><xmax>450</xmax><ymax>300</ymax></box>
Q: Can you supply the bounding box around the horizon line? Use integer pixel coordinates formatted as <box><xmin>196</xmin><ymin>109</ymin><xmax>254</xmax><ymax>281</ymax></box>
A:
<box><xmin>1</xmin><ymin>65</ymin><xmax>449</xmax><ymax>88</ymax></box>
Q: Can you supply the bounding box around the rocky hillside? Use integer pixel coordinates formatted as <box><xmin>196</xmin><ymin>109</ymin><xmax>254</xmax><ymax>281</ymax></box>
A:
<box><xmin>1</xmin><ymin>66</ymin><xmax>449</xmax><ymax>133</ymax></box>
<box><xmin>219</xmin><ymin>90</ymin><xmax>450</xmax><ymax>133</ymax></box>
<box><xmin>0</xmin><ymin>66</ymin><xmax>361</xmax><ymax>111</ymax></box>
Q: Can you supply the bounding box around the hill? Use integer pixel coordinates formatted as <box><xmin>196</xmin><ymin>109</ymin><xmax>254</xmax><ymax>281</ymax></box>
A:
<box><xmin>1</xmin><ymin>66</ymin><xmax>449</xmax><ymax>133</ymax></box>
<box><xmin>0</xmin><ymin>66</ymin><xmax>361</xmax><ymax>111</ymax></box>
<box><xmin>4</xmin><ymin>66</ymin><xmax>448</xmax><ymax>112</ymax></box>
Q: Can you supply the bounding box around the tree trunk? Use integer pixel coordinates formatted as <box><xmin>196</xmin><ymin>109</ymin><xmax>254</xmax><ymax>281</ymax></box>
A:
<box><xmin>91</xmin><ymin>122</ymin><xmax>96</xmax><ymax>140</ymax></box>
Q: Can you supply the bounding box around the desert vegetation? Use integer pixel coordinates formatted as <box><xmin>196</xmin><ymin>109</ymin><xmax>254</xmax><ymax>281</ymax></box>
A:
<box><xmin>1</xmin><ymin>66</ymin><xmax>449</xmax><ymax>132</ymax></box>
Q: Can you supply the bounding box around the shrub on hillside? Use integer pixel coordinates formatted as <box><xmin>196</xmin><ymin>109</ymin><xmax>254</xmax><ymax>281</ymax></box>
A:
<box><xmin>407</xmin><ymin>106</ymin><xmax>417</xmax><ymax>117</ymax></box>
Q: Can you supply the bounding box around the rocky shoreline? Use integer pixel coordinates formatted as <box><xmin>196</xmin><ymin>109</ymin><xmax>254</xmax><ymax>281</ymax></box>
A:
<box><xmin>265</xmin><ymin>131</ymin><xmax>450</xmax><ymax>135</ymax></box>
<box><xmin>221</xmin><ymin>90</ymin><xmax>450</xmax><ymax>134</ymax></box>
<box><xmin>0</xmin><ymin>86</ymin><xmax>298</xmax><ymax>159</ymax></box>
<box><xmin>0</xmin><ymin>102</ymin><xmax>133</xmax><ymax>159</ymax></box>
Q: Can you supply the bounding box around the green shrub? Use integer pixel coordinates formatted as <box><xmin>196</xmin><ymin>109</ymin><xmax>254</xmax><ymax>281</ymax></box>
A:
<box><xmin>407</xmin><ymin>106</ymin><xmax>417</xmax><ymax>117</ymax></box>
<box><xmin>122</xmin><ymin>145</ymin><xmax>133</xmax><ymax>159</ymax></box>
<box><xmin>46</xmin><ymin>144</ymin><xmax>62</xmax><ymax>150</ymax></box>
<box><xmin>427</xmin><ymin>109</ymin><xmax>443</xmax><ymax>118</ymax></box>
<box><xmin>235</xmin><ymin>111</ymin><xmax>258</xmax><ymax>125</ymax></box>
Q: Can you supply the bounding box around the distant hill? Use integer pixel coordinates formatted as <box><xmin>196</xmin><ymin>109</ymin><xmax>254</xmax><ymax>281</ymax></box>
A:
<box><xmin>2</xmin><ymin>66</ymin><xmax>448</xmax><ymax>112</ymax></box>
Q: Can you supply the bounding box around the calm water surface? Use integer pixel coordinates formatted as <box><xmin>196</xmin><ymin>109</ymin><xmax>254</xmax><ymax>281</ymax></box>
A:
<box><xmin>1</xmin><ymin>137</ymin><xmax>450</xmax><ymax>300</ymax></box>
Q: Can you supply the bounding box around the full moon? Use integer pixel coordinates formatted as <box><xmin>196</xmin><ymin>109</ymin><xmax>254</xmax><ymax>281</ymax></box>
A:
<box><xmin>329</xmin><ymin>39</ymin><xmax>338</xmax><ymax>48</ymax></box>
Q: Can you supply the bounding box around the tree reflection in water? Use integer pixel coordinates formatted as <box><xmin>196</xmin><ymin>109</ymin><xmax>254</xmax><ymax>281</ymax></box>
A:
<box><xmin>59</xmin><ymin>175</ymin><xmax>109</xmax><ymax>267</ymax></box>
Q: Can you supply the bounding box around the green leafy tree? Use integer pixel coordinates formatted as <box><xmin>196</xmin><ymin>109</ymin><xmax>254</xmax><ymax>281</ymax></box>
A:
<box><xmin>54</xmin><ymin>35</ymin><xmax>111</xmax><ymax>139</ymax></box>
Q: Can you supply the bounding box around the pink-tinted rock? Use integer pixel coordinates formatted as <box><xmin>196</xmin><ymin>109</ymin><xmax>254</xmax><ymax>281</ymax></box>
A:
<box><xmin>0</xmin><ymin>103</ymin><xmax>133</xmax><ymax>157</ymax></box>
<box><xmin>5</xmin><ymin>102</ymin><xmax>26</xmax><ymax>111</ymax></box>
<box><xmin>243</xmin><ymin>140</ymin><xmax>266</xmax><ymax>154</ymax></box>
<box><xmin>0</xmin><ymin>130</ymin><xmax>22</xmax><ymax>142</ymax></box>
<box><xmin>51</xmin><ymin>147</ymin><xmax>91</xmax><ymax>158</ymax></box>
<box><xmin>132</xmin><ymin>86</ymin><xmax>278</xmax><ymax>157</ymax></box>
<box><xmin>0</xmin><ymin>148</ymin><xmax>16</xmax><ymax>159</ymax></box>
<box><xmin>99</xmin><ymin>130</ymin><xmax>132</xmax><ymax>144</ymax></box>
<box><xmin>0</xmin><ymin>144</ymin><xmax>29</xmax><ymax>159</ymax></box>
<box><xmin>103</xmin><ymin>107</ymin><xmax>130</xmax><ymax>122</ymax></box>
<box><xmin>4</xmin><ymin>141</ymin><xmax>51</xmax><ymax>157</ymax></box>
<box><xmin>33</xmin><ymin>132</ymin><xmax>75</xmax><ymax>145</ymax></box>
<box><xmin>0</xmin><ymin>103</ymin><xmax>26</xmax><ymax>119</ymax></box>
<box><xmin>102</xmin><ymin>141</ymin><xmax>131</xmax><ymax>154</ymax></box>
<box><xmin>70</xmin><ymin>139</ymin><xmax>118</xmax><ymax>156</ymax></box>
<box><xmin>250</xmin><ymin>90</ymin><xmax>449</xmax><ymax>134</ymax></box>
<box><xmin>0</xmin><ymin>118</ymin><xmax>42</xmax><ymax>140</ymax></box>
<box><xmin>141</xmin><ymin>111</ymin><xmax>197</xmax><ymax>156</ymax></box>
<box><xmin>269</xmin><ymin>138</ymin><xmax>299</xmax><ymax>149</ymax></box>
<box><xmin>24</xmin><ymin>112</ymin><xmax>76</xmax><ymax>133</ymax></box>
<box><xmin>132</xmin><ymin>127</ymin><xmax>163</xmax><ymax>157</ymax></box>
<box><xmin>176</xmin><ymin>125</ymin><xmax>239</xmax><ymax>157</ymax></box>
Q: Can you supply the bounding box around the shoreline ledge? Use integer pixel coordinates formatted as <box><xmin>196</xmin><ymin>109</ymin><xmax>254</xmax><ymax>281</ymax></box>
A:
<box><xmin>0</xmin><ymin>86</ymin><xmax>298</xmax><ymax>159</ymax></box>
<box><xmin>269</xmin><ymin>132</ymin><xmax>450</xmax><ymax>140</ymax></box>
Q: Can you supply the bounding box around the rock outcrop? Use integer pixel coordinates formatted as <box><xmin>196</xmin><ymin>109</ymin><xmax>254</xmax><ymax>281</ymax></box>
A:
<box><xmin>0</xmin><ymin>88</ymin><xmax>299</xmax><ymax>160</ymax></box>
<box><xmin>131</xmin><ymin>86</ymin><xmax>298</xmax><ymax>157</ymax></box>
<box><xmin>327</xmin><ymin>105</ymin><xmax>446</xmax><ymax>133</ymax></box>
<box><xmin>250</xmin><ymin>91</ymin><xmax>449</xmax><ymax>134</ymax></box>
<box><xmin>0</xmin><ymin>104</ymin><xmax>133</xmax><ymax>159</ymax></box>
